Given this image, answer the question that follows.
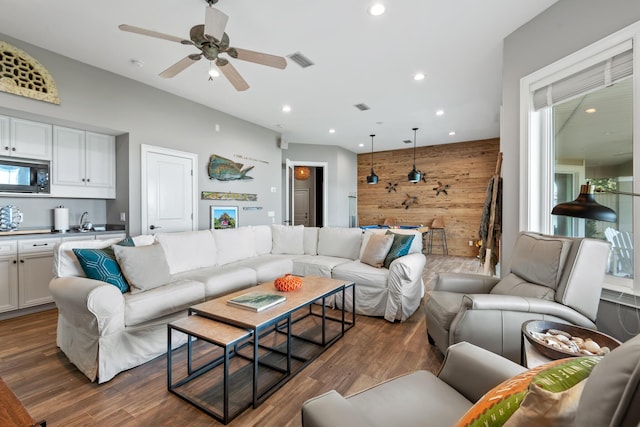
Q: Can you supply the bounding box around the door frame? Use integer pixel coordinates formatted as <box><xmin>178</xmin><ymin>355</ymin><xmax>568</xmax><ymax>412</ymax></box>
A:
<box><xmin>141</xmin><ymin>144</ymin><xmax>198</xmax><ymax>234</ymax></box>
<box><xmin>285</xmin><ymin>160</ymin><xmax>328</xmax><ymax>226</ymax></box>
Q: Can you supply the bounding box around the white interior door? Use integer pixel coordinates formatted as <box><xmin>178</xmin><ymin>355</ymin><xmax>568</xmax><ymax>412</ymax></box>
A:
<box><xmin>294</xmin><ymin>188</ymin><xmax>310</xmax><ymax>226</ymax></box>
<box><xmin>142</xmin><ymin>145</ymin><xmax>197</xmax><ymax>234</ymax></box>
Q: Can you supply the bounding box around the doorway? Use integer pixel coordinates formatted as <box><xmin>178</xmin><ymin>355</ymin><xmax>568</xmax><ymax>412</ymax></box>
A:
<box><xmin>285</xmin><ymin>160</ymin><xmax>327</xmax><ymax>226</ymax></box>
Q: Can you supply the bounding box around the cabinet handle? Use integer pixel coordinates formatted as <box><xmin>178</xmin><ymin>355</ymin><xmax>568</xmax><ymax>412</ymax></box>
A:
<box><xmin>87</xmin><ymin>178</ymin><xmax>90</xmax><ymax>182</ymax></box>
<box><xmin>4</xmin><ymin>146</ymin><xmax>8</xmax><ymax>150</ymax></box>
<box><xmin>11</xmin><ymin>147</ymin><xmax>15</xmax><ymax>151</ymax></box>
<box><xmin>31</xmin><ymin>243</ymin><xmax>49</xmax><ymax>247</ymax></box>
<box><xmin>20</xmin><ymin>259</ymin><xmax>24</xmax><ymax>263</ymax></box>
<box><xmin>12</xmin><ymin>260</ymin><xmax>16</xmax><ymax>264</ymax></box>
<box><xmin>82</xmin><ymin>178</ymin><xmax>86</xmax><ymax>182</ymax></box>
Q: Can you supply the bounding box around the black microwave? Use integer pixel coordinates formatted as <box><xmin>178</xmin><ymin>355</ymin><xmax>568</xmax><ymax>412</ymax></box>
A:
<box><xmin>0</xmin><ymin>159</ymin><xmax>50</xmax><ymax>194</ymax></box>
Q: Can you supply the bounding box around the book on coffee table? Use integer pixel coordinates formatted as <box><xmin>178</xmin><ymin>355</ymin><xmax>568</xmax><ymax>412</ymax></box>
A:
<box><xmin>227</xmin><ymin>291</ymin><xmax>286</xmax><ymax>312</ymax></box>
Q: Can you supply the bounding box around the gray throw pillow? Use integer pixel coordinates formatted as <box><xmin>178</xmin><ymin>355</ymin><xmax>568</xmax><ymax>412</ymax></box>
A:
<box><xmin>361</xmin><ymin>233</ymin><xmax>394</xmax><ymax>268</ymax></box>
<box><xmin>113</xmin><ymin>243</ymin><xmax>171</xmax><ymax>294</ymax></box>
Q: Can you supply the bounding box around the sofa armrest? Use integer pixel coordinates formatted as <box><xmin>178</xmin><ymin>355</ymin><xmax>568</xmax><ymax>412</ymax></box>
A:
<box><xmin>50</xmin><ymin>276</ymin><xmax>125</xmax><ymax>336</ymax></box>
<box><xmin>385</xmin><ymin>253</ymin><xmax>427</xmax><ymax>321</ymax></box>
<box><xmin>437</xmin><ymin>341</ymin><xmax>526</xmax><ymax>403</ymax></box>
<box><xmin>461</xmin><ymin>294</ymin><xmax>596</xmax><ymax>328</ymax></box>
<box><xmin>432</xmin><ymin>272</ymin><xmax>499</xmax><ymax>293</ymax></box>
<box><xmin>302</xmin><ymin>390</ymin><xmax>370</xmax><ymax>427</ymax></box>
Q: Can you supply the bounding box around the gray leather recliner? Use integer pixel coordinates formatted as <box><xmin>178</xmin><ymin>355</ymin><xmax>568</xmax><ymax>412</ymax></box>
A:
<box><xmin>301</xmin><ymin>335</ymin><xmax>640</xmax><ymax>427</ymax></box>
<box><xmin>425</xmin><ymin>232</ymin><xmax>610</xmax><ymax>362</ymax></box>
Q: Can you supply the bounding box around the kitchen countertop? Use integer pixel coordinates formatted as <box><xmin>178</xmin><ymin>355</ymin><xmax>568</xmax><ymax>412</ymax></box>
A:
<box><xmin>0</xmin><ymin>224</ymin><xmax>126</xmax><ymax>239</ymax></box>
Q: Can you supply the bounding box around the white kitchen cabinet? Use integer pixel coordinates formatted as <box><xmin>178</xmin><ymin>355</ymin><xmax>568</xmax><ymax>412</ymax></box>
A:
<box><xmin>0</xmin><ymin>116</ymin><xmax>9</xmax><ymax>154</ymax></box>
<box><xmin>6</xmin><ymin>117</ymin><xmax>52</xmax><ymax>160</ymax></box>
<box><xmin>0</xmin><ymin>240</ymin><xmax>18</xmax><ymax>313</ymax></box>
<box><xmin>17</xmin><ymin>238</ymin><xmax>58</xmax><ymax>308</ymax></box>
<box><xmin>51</xmin><ymin>126</ymin><xmax>116</xmax><ymax>199</ymax></box>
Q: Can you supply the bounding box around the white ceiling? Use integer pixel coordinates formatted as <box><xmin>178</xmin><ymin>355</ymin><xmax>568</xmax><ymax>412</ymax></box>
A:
<box><xmin>0</xmin><ymin>0</ymin><xmax>557</xmax><ymax>153</ymax></box>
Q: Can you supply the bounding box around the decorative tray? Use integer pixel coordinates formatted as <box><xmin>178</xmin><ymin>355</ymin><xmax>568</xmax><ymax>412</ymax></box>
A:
<box><xmin>522</xmin><ymin>320</ymin><xmax>621</xmax><ymax>360</ymax></box>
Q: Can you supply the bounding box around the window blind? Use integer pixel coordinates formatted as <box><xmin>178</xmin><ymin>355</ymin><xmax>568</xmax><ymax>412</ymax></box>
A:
<box><xmin>533</xmin><ymin>49</ymin><xmax>633</xmax><ymax>110</ymax></box>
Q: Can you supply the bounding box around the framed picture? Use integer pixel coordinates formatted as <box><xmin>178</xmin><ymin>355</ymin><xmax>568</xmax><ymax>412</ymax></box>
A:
<box><xmin>211</xmin><ymin>206</ymin><xmax>238</xmax><ymax>229</ymax></box>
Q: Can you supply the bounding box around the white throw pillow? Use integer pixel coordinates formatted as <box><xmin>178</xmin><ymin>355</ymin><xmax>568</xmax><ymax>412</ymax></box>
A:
<box><xmin>213</xmin><ymin>227</ymin><xmax>257</xmax><ymax>265</ymax></box>
<box><xmin>303</xmin><ymin>227</ymin><xmax>319</xmax><ymax>255</ymax></box>
<box><xmin>54</xmin><ymin>237</ymin><xmax>123</xmax><ymax>278</ymax></box>
<box><xmin>155</xmin><ymin>230</ymin><xmax>218</xmax><ymax>274</ymax></box>
<box><xmin>360</xmin><ymin>233</ymin><xmax>394</xmax><ymax>268</ymax></box>
<box><xmin>271</xmin><ymin>224</ymin><xmax>305</xmax><ymax>255</ymax></box>
<box><xmin>251</xmin><ymin>225</ymin><xmax>273</xmax><ymax>255</ymax></box>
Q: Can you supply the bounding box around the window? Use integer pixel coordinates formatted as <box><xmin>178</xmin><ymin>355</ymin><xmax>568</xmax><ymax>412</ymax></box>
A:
<box><xmin>520</xmin><ymin>22</ymin><xmax>640</xmax><ymax>294</ymax></box>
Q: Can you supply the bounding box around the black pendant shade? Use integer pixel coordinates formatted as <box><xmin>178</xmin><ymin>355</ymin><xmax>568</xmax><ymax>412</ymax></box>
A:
<box><xmin>551</xmin><ymin>183</ymin><xmax>617</xmax><ymax>222</ymax></box>
<box><xmin>408</xmin><ymin>127</ymin><xmax>421</xmax><ymax>183</ymax></box>
<box><xmin>366</xmin><ymin>134</ymin><xmax>379</xmax><ymax>185</ymax></box>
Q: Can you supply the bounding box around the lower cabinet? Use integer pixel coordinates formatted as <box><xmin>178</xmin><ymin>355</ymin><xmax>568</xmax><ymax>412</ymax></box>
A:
<box><xmin>0</xmin><ymin>241</ymin><xmax>18</xmax><ymax>313</ymax></box>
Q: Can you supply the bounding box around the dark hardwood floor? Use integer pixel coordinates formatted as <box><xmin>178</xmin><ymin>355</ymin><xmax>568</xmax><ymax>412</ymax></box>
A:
<box><xmin>0</xmin><ymin>255</ymin><xmax>482</xmax><ymax>426</ymax></box>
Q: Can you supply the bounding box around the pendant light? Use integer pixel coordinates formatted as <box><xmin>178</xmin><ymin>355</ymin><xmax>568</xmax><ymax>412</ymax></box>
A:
<box><xmin>407</xmin><ymin>127</ymin><xmax>422</xmax><ymax>183</ymax></box>
<box><xmin>551</xmin><ymin>182</ymin><xmax>618</xmax><ymax>222</ymax></box>
<box><xmin>366</xmin><ymin>134</ymin><xmax>379</xmax><ymax>184</ymax></box>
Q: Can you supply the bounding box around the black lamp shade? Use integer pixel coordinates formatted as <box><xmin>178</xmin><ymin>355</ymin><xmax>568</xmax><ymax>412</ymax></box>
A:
<box><xmin>551</xmin><ymin>184</ymin><xmax>617</xmax><ymax>222</ymax></box>
<box><xmin>367</xmin><ymin>169</ymin><xmax>379</xmax><ymax>184</ymax></box>
<box><xmin>408</xmin><ymin>168</ymin><xmax>421</xmax><ymax>183</ymax></box>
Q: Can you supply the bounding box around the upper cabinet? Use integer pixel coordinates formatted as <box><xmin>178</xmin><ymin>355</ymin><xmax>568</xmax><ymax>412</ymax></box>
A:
<box><xmin>51</xmin><ymin>126</ymin><xmax>116</xmax><ymax>199</ymax></box>
<box><xmin>0</xmin><ymin>116</ymin><xmax>52</xmax><ymax>161</ymax></box>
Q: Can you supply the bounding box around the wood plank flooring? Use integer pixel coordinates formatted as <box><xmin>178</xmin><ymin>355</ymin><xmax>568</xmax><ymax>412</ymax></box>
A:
<box><xmin>0</xmin><ymin>255</ymin><xmax>482</xmax><ymax>427</ymax></box>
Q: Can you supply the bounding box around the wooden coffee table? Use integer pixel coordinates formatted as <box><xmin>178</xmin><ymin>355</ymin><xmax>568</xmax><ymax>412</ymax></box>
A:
<box><xmin>168</xmin><ymin>275</ymin><xmax>355</xmax><ymax>424</ymax></box>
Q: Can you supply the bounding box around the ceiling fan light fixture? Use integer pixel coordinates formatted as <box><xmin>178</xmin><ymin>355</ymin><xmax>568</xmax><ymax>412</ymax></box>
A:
<box><xmin>407</xmin><ymin>127</ymin><xmax>422</xmax><ymax>183</ymax></box>
<box><xmin>367</xmin><ymin>134</ymin><xmax>379</xmax><ymax>185</ymax></box>
<box><xmin>208</xmin><ymin>62</ymin><xmax>220</xmax><ymax>78</ymax></box>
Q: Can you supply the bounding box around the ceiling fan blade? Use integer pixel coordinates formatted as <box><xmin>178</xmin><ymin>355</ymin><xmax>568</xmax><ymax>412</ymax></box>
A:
<box><xmin>118</xmin><ymin>24</ymin><xmax>186</xmax><ymax>44</ymax></box>
<box><xmin>232</xmin><ymin>48</ymin><xmax>287</xmax><ymax>69</ymax></box>
<box><xmin>159</xmin><ymin>55</ymin><xmax>200</xmax><ymax>78</ymax></box>
<box><xmin>218</xmin><ymin>61</ymin><xmax>249</xmax><ymax>91</ymax></box>
<box><xmin>204</xmin><ymin>6</ymin><xmax>229</xmax><ymax>42</ymax></box>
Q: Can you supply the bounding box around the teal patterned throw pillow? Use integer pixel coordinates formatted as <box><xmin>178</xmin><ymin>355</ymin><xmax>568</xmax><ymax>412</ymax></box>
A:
<box><xmin>383</xmin><ymin>232</ymin><xmax>415</xmax><ymax>268</ymax></box>
<box><xmin>73</xmin><ymin>238</ymin><xmax>135</xmax><ymax>293</ymax></box>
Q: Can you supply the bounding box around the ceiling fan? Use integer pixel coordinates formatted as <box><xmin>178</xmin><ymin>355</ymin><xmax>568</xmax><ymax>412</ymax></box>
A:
<box><xmin>118</xmin><ymin>0</ymin><xmax>287</xmax><ymax>91</ymax></box>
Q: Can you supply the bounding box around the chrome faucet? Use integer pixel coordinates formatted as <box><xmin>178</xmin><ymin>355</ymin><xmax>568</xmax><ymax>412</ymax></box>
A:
<box><xmin>80</xmin><ymin>211</ymin><xmax>92</xmax><ymax>231</ymax></box>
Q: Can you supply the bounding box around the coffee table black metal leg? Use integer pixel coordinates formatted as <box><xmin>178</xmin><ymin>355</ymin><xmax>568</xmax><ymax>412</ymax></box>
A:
<box><xmin>252</xmin><ymin>327</ymin><xmax>259</xmax><ymax>408</ymax></box>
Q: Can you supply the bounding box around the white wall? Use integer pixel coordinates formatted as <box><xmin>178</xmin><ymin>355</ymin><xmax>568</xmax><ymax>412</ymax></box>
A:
<box><xmin>0</xmin><ymin>33</ymin><xmax>284</xmax><ymax>235</ymax></box>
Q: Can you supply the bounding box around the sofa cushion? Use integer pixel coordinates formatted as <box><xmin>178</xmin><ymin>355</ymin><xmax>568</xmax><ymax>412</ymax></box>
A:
<box><xmin>252</xmin><ymin>225</ymin><xmax>273</xmax><ymax>255</ymax></box>
<box><xmin>508</xmin><ymin>233</ymin><xmax>572</xmax><ymax>290</ymax></box>
<box><xmin>304</xmin><ymin>227</ymin><xmax>319</xmax><ymax>255</ymax></box>
<box><xmin>232</xmin><ymin>254</ymin><xmax>294</xmax><ymax>283</ymax></box>
<box><xmin>361</xmin><ymin>233</ymin><xmax>394</xmax><ymax>268</ymax></box>
<box><xmin>123</xmin><ymin>279</ymin><xmax>204</xmax><ymax>326</ymax></box>
<box><xmin>175</xmin><ymin>265</ymin><xmax>257</xmax><ymax>299</ymax></box>
<box><xmin>156</xmin><ymin>230</ymin><xmax>218</xmax><ymax>274</ymax></box>
<box><xmin>213</xmin><ymin>227</ymin><xmax>257</xmax><ymax>265</ymax></box>
<box><xmin>53</xmin><ymin>237</ymin><xmax>123</xmax><ymax>278</ymax></box>
<box><xmin>72</xmin><ymin>238</ymin><xmax>134</xmax><ymax>293</ymax></box>
<box><xmin>383</xmin><ymin>231</ymin><xmax>415</xmax><ymax>268</ymax></box>
<box><xmin>317</xmin><ymin>227</ymin><xmax>363</xmax><ymax>260</ymax></box>
<box><xmin>113</xmin><ymin>244</ymin><xmax>171</xmax><ymax>294</ymax></box>
<box><xmin>292</xmin><ymin>255</ymin><xmax>351</xmax><ymax>277</ymax></box>
<box><xmin>271</xmin><ymin>224</ymin><xmax>304</xmax><ymax>255</ymax></box>
<box><xmin>490</xmin><ymin>273</ymin><xmax>555</xmax><ymax>300</ymax></box>
<box><xmin>455</xmin><ymin>356</ymin><xmax>600</xmax><ymax>427</ymax></box>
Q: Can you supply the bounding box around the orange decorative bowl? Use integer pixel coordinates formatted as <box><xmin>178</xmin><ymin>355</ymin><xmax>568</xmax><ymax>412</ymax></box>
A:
<box><xmin>274</xmin><ymin>274</ymin><xmax>303</xmax><ymax>292</ymax></box>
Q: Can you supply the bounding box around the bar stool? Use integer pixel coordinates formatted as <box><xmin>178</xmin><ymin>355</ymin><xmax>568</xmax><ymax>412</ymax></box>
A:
<box><xmin>428</xmin><ymin>217</ymin><xmax>448</xmax><ymax>255</ymax></box>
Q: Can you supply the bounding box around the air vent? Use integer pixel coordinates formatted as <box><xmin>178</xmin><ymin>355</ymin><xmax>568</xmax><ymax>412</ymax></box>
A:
<box><xmin>403</xmin><ymin>139</ymin><xmax>412</xmax><ymax>144</ymax></box>
<box><xmin>354</xmin><ymin>103</ymin><xmax>371</xmax><ymax>111</ymax></box>
<box><xmin>287</xmin><ymin>52</ymin><xmax>315</xmax><ymax>68</ymax></box>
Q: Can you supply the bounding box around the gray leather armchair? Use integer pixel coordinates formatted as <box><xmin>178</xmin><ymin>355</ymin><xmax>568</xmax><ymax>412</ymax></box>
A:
<box><xmin>301</xmin><ymin>335</ymin><xmax>640</xmax><ymax>427</ymax></box>
<box><xmin>425</xmin><ymin>232</ymin><xmax>610</xmax><ymax>362</ymax></box>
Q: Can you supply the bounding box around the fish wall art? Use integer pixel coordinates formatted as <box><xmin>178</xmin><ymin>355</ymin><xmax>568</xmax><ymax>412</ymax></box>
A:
<box><xmin>208</xmin><ymin>154</ymin><xmax>254</xmax><ymax>181</ymax></box>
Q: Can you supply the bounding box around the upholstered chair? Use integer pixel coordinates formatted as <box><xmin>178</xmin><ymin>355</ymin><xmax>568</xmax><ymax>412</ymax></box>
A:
<box><xmin>424</xmin><ymin>232</ymin><xmax>611</xmax><ymax>362</ymax></box>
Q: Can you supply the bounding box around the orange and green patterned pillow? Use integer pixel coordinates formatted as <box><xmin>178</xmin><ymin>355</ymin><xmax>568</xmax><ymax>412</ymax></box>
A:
<box><xmin>456</xmin><ymin>356</ymin><xmax>601</xmax><ymax>427</ymax></box>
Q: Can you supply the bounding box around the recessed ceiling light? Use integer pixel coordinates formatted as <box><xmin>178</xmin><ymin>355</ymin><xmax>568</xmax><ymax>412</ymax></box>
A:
<box><xmin>585</xmin><ymin>108</ymin><xmax>597</xmax><ymax>114</ymax></box>
<box><xmin>448</xmin><ymin>131</ymin><xmax>456</xmax><ymax>136</ymax></box>
<box><xmin>368</xmin><ymin>3</ymin><xmax>385</xmax><ymax>16</ymax></box>
<box><xmin>413</xmin><ymin>73</ymin><xmax>425</xmax><ymax>81</ymax></box>
<box><xmin>329</xmin><ymin>129</ymin><xmax>336</xmax><ymax>134</ymax></box>
<box><xmin>359</xmin><ymin>143</ymin><xmax>365</xmax><ymax>147</ymax></box>
<box><xmin>131</xmin><ymin>59</ymin><xmax>144</xmax><ymax>68</ymax></box>
<box><xmin>436</xmin><ymin>110</ymin><xmax>444</xmax><ymax>116</ymax></box>
<box><xmin>282</xmin><ymin>105</ymin><xmax>291</xmax><ymax>113</ymax></box>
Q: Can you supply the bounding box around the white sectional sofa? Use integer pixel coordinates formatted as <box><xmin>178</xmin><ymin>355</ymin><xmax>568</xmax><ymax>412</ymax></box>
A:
<box><xmin>49</xmin><ymin>225</ymin><xmax>426</xmax><ymax>383</ymax></box>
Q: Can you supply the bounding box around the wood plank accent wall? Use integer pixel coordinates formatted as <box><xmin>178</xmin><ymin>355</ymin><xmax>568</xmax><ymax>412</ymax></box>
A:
<box><xmin>358</xmin><ymin>138</ymin><xmax>500</xmax><ymax>257</ymax></box>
